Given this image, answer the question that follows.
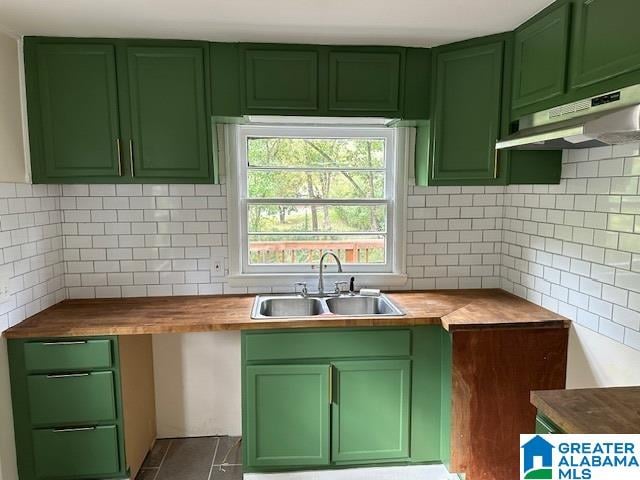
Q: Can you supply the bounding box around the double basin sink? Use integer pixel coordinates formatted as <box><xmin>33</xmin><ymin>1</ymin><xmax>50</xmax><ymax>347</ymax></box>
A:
<box><xmin>251</xmin><ymin>294</ymin><xmax>404</xmax><ymax>319</ymax></box>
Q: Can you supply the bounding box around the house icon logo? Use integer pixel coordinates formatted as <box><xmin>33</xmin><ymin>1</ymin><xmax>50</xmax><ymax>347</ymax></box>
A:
<box><xmin>521</xmin><ymin>435</ymin><xmax>554</xmax><ymax>479</ymax></box>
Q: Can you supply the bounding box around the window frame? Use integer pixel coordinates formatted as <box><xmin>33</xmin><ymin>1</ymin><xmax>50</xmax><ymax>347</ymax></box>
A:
<box><xmin>225</xmin><ymin>123</ymin><xmax>408</xmax><ymax>287</ymax></box>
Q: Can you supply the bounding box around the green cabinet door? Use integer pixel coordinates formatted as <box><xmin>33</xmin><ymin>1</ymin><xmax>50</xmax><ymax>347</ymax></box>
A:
<box><xmin>430</xmin><ymin>41</ymin><xmax>504</xmax><ymax>185</ymax></box>
<box><xmin>328</xmin><ymin>51</ymin><xmax>402</xmax><ymax>114</ymax></box>
<box><xmin>512</xmin><ymin>3</ymin><xmax>571</xmax><ymax>111</ymax></box>
<box><xmin>26</xmin><ymin>42</ymin><xmax>122</xmax><ymax>182</ymax></box>
<box><xmin>242</xmin><ymin>48</ymin><xmax>319</xmax><ymax>112</ymax></box>
<box><xmin>246</xmin><ymin>364</ymin><xmax>330</xmax><ymax>467</ymax></box>
<box><xmin>125</xmin><ymin>45</ymin><xmax>211</xmax><ymax>181</ymax></box>
<box><xmin>570</xmin><ymin>0</ymin><xmax>640</xmax><ymax>89</ymax></box>
<box><xmin>331</xmin><ymin>360</ymin><xmax>411</xmax><ymax>463</ymax></box>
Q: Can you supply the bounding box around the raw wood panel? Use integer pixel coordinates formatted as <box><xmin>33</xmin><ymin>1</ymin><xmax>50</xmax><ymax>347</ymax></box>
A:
<box><xmin>2</xmin><ymin>290</ymin><xmax>568</xmax><ymax>339</ymax></box>
<box><xmin>450</xmin><ymin>327</ymin><xmax>568</xmax><ymax>480</ymax></box>
<box><xmin>119</xmin><ymin>335</ymin><xmax>157</xmax><ymax>479</ymax></box>
<box><xmin>531</xmin><ymin>386</ymin><xmax>640</xmax><ymax>434</ymax></box>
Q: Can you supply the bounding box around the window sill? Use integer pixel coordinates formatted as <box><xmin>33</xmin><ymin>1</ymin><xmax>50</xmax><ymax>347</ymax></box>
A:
<box><xmin>226</xmin><ymin>272</ymin><xmax>408</xmax><ymax>289</ymax></box>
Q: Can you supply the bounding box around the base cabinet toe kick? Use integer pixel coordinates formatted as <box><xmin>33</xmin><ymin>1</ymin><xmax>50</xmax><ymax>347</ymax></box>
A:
<box><xmin>8</xmin><ymin>335</ymin><xmax>156</xmax><ymax>480</ymax></box>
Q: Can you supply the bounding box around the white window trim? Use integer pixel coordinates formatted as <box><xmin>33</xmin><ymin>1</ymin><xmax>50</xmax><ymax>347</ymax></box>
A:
<box><xmin>225</xmin><ymin>123</ymin><xmax>409</xmax><ymax>288</ymax></box>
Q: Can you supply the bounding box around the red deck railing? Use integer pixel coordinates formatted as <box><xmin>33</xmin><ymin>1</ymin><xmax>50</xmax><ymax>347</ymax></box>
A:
<box><xmin>249</xmin><ymin>239</ymin><xmax>385</xmax><ymax>263</ymax></box>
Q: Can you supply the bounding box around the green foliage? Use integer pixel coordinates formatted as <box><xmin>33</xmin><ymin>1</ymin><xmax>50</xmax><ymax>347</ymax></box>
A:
<box><xmin>246</xmin><ymin>137</ymin><xmax>387</xmax><ymax>265</ymax></box>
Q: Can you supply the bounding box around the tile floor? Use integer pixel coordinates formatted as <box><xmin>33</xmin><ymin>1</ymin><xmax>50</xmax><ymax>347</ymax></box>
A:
<box><xmin>136</xmin><ymin>436</ymin><xmax>242</xmax><ymax>480</ymax></box>
<box><xmin>136</xmin><ymin>437</ymin><xmax>457</xmax><ymax>480</ymax></box>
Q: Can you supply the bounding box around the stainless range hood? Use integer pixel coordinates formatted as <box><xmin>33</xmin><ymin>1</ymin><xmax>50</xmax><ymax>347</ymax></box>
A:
<box><xmin>496</xmin><ymin>84</ymin><xmax>640</xmax><ymax>150</ymax></box>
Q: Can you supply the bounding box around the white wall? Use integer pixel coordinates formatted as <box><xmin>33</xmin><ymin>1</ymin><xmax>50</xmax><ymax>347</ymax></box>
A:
<box><xmin>152</xmin><ymin>332</ymin><xmax>242</xmax><ymax>438</ymax></box>
<box><xmin>567</xmin><ymin>324</ymin><xmax>640</xmax><ymax>388</ymax></box>
<box><xmin>0</xmin><ymin>30</ymin><xmax>24</xmax><ymax>480</ymax></box>
<box><xmin>0</xmin><ymin>32</ymin><xmax>27</xmax><ymax>184</ymax></box>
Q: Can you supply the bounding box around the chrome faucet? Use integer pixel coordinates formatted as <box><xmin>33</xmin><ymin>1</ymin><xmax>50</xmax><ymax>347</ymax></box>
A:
<box><xmin>317</xmin><ymin>251</ymin><xmax>343</xmax><ymax>296</ymax></box>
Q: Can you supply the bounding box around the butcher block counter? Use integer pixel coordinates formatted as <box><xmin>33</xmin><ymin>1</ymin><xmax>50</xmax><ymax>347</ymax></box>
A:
<box><xmin>2</xmin><ymin>288</ymin><xmax>568</xmax><ymax>339</ymax></box>
<box><xmin>531</xmin><ymin>387</ymin><xmax>640</xmax><ymax>434</ymax></box>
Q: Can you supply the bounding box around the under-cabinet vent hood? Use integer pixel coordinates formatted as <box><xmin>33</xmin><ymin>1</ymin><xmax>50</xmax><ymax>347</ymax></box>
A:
<box><xmin>496</xmin><ymin>84</ymin><xmax>640</xmax><ymax>150</ymax></box>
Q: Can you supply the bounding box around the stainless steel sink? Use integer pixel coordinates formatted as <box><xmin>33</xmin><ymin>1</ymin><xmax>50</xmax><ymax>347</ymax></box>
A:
<box><xmin>252</xmin><ymin>294</ymin><xmax>404</xmax><ymax>319</ymax></box>
<box><xmin>325</xmin><ymin>296</ymin><xmax>402</xmax><ymax>316</ymax></box>
<box><xmin>257</xmin><ymin>297</ymin><xmax>326</xmax><ymax>317</ymax></box>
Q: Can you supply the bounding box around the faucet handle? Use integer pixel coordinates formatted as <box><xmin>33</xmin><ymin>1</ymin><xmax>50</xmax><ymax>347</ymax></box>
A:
<box><xmin>334</xmin><ymin>281</ymin><xmax>349</xmax><ymax>294</ymax></box>
<box><xmin>294</xmin><ymin>282</ymin><xmax>308</xmax><ymax>297</ymax></box>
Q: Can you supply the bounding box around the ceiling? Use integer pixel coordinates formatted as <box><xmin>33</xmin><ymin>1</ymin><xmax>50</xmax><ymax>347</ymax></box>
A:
<box><xmin>0</xmin><ymin>0</ymin><xmax>555</xmax><ymax>47</ymax></box>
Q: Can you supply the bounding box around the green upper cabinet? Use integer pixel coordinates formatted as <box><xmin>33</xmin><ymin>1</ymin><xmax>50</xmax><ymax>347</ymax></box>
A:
<box><xmin>570</xmin><ymin>0</ymin><xmax>640</xmax><ymax>90</ymax></box>
<box><xmin>24</xmin><ymin>38</ymin><xmax>214</xmax><ymax>184</ymax></box>
<box><xmin>26</xmin><ymin>43</ymin><xmax>123</xmax><ymax>182</ymax></box>
<box><xmin>125</xmin><ymin>45</ymin><xmax>211</xmax><ymax>181</ymax></box>
<box><xmin>331</xmin><ymin>360</ymin><xmax>410</xmax><ymax>463</ymax></box>
<box><xmin>245</xmin><ymin>364</ymin><xmax>330</xmax><ymax>468</ymax></box>
<box><xmin>238</xmin><ymin>44</ymin><xmax>409</xmax><ymax>117</ymax></box>
<box><xmin>242</xmin><ymin>47</ymin><xmax>320</xmax><ymax>113</ymax></box>
<box><xmin>512</xmin><ymin>2</ymin><xmax>571</xmax><ymax>113</ymax></box>
<box><xmin>429</xmin><ymin>40</ymin><xmax>504</xmax><ymax>185</ymax></box>
<box><xmin>328</xmin><ymin>50</ymin><xmax>403</xmax><ymax>115</ymax></box>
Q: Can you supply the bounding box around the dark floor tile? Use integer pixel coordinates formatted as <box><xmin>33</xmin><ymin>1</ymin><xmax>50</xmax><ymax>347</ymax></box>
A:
<box><xmin>142</xmin><ymin>439</ymin><xmax>172</xmax><ymax>468</ymax></box>
<box><xmin>213</xmin><ymin>437</ymin><xmax>242</xmax><ymax>465</ymax></box>
<box><xmin>211</xmin><ymin>465</ymin><xmax>243</xmax><ymax>480</ymax></box>
<box><xmin>135</xmin><ymin>468</ymin><xmax>159</xmax><ymax>480</ymax></box>
<box><xmin>155</xmin><ymin>437</ymin><xmax>218</xmax><ymax>480</ymax></box>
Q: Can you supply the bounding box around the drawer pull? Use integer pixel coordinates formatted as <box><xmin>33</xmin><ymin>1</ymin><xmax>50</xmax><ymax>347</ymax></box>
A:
<box><xmin>53</xmin><ymin>426</ymin><xmax>96</xmax><ymax>433</ymax></box>
<box><xmin>46</xmin><ymin>373</ymin><xmax>91</xmax><ymax>379</ymax></box>
<box><xmin>41</xmin><ymin>341</ymin><xmax>88</xmax><ymax>346</ymax></box>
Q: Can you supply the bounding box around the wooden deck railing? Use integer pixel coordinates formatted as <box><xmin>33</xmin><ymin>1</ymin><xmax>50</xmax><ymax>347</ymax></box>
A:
<box><xmin>249</xmin><ymin>239</ymin><xmax>384</xmax><ymax>263</ymax></box>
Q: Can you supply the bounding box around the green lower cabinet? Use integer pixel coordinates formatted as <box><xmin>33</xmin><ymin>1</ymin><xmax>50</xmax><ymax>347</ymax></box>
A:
<box><xmin>32</xmin><ymin>426</ymin><xmax>121</xmax><ymax>478</ymax></box>
<box><xmin>246</xmin><ymin>364</ymin><xmax>330</xmax><ymax>467</ymax></box>
<box><xmin>8</xmin><ymin>337</ymin><xmax>127</xmax><ymax>480</ymax></box>
<box><xmin>242</xmin><ymin>327</ymin><xmax>450</xmax><ymax>472</ymax></box>
<box><xmin>535</xmin><ymin>414</ymin><xmax>564</xmax><ymax>434</ymax></box>
<box><xmin>331</xmin><ymin>360</ymin><xmax>410</xmax><ymax>463</ymax></box>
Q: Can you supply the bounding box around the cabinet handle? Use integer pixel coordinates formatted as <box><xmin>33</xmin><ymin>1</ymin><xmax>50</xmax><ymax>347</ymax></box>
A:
<box><xmin>493</xmin><ymin>144</ymin><xmax>499</xmax><ymax>179</ymax></box>
<box><xmin>46</xmin><ymin>373</ymin><xmax>90</xmax><ymax>379</ymax></box>
<box><xmin>53</xmin><ymin>426</ymin><xmax>96</xmax><ymax>433</ymax></box>
<box><xmin>41</xmin><ymin>341</ymin><xmax>87</xmax><ymax>346</ymax></box>
<box><xmin>431</xmin><ymin>154</ymin><xmax>436</xmax><ymax>180</ymax></box>
<box><xmin>328</xmin><ymin>364</ymin><xmax>333</xmax><ymax>404</ymax></box>
<box><xmin>129</xmin><ymin>140</ymin><xmax>135</xmax><ymax>177</ymax></box>
<box><xmin>116</xmin><ymin>138</ymin><xmax>123</xmax><ymax>176</ymax></box>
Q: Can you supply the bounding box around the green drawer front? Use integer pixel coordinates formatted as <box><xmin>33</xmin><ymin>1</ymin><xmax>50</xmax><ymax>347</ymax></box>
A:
<box><xmin>32</xmin><ymin>425</ymin><xmax>121</xmax><ymax>478</ymax></box>
<box><xmin>28</xmin><ymin>371</ymin><xmax>117</xmax><ymax>426</ymax></box>
<box><xmin>244</xmin><ymin>329</ymin><xmax>411</xmax><ymax>361</ymax></box>
<box><xmin>24</xmin><ymin>339</ymin><xmax>112</xmax><ymax>372</ymax></box>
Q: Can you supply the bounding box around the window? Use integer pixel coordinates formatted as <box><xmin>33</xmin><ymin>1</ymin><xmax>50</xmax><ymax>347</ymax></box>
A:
<box><xmin>226</xmin><ymin>124</ymin><xmax>408</xmax><ymax>284</ymax></box>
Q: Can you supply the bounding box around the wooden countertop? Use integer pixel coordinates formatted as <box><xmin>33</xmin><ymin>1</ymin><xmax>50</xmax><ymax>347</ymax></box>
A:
<box><xmin>3</xmin><ymin>289</ymin><xmax>569</xmax><ymax>339</ymax></box>
<box><xmin>531</xmin><ymin>387</ymin><xmax>640</xmax><ymax>434</ymax></box>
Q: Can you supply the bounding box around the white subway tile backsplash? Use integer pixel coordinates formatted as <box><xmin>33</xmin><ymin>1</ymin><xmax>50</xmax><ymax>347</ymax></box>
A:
<box><xmin>503</xmin><ymin>144</ymin><xmax>640</xmax><ymax>348</ymax></box>
<box><xmin>3</xmin><ymin>142</ymin><xmax>640</xmax><ymax>351</ymax></box>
